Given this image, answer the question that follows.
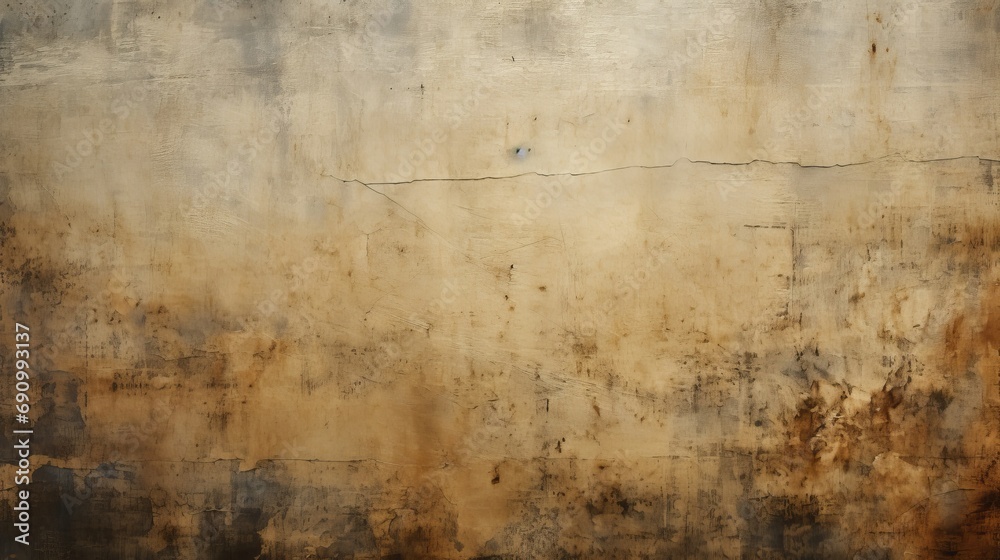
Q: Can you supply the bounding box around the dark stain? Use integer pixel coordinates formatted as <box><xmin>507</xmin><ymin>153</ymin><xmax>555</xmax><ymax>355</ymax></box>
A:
<box><xmin>259</xmin><ymin>490</ymin><xmax>378</xmax><ymax>560</ymax></box>
<box><xmin>0</xmin><ymin>464</ymin><xmax>154</xmax><ymax>559</ymax></box>
<box><xmin>869</xmin><ymin>381</ymin><xmax>904</xmax><ymax>425</ymax></box>
<box><xmin>969</xmin><ymin>0</ymin><xmax>1000</xmax><ymax>33</ymax></box>
<box><xmin>571</xmin><ymin>339</ymin><xmax>597</xmax><ymax>359</ymax></box>
<box><xmin>743</xmin><ymin>0</ymin><xmax>806</xmax><ymax>90</ymax></box>
<box><xmin>924</xmin><ymin>488</ymin><xmax>1000</xmax><ymax>557</ymax></box>
<box><xmin>199</xmin><ymin>462</ymin><xmax>291</xmax><ymax>560</ymax></box>
<box><xmin>208</xmin><ymin>410</ymin><xmax>231</xmax><ymax>432</ymax></box>
<box><xmin>0</xmin><ymin>222</ymin><xmax>14</xmax><ymax>250</ymax></box>
<box><xmin>158</xmin><ymin>352</ymin><xmax>230</xmax><ymax>384</ymax></box>
<box><xmin>191</xmin><ymin>0</ymin><xmax>292</xmax><ymax>100</ymax></box>
<box><xmin>585</xmin><ymin>485</ymin><xmax>635</xmax><ymax>518</ymax></box>
<box><xmin>473</xmin><ymin>461</ymin><xmax>691</xmax><ymax>558</ymax></box>
<box><xmin>928</xmin><ymin>389</ymin><xmax>953</xmax><ymax>412</ymax></box>
<box><xmin>788</xmin><ymin>382</ymin><xmax>824</xmax><ymax>460</ymax></box>
<box><xmin>1</xmin><ymin>5</ymin><xmax>999</xmax><ymax>558</ymax></box>
<box><xmin>381</xmin><ymin>482</ymin><xmax>462</xmax><ymax>558</ymax></box>
<box><xmin>313</xmin><ymin>509</ymin><xmax>378</xmax><ymax>558</ymax></box>
<box><xmin>740</xmin><ymin>495</ymin><xmax>840</xmax><ymax>557</ymax></box>
<box><xmin>33</xmin><ymin>370</ymin><xmax>86</xmax><ymax>459</ymax></box>
<box><xmin>0</xmin><ymin>0</ymin><xmax>113</xmax><ymax>42</ymax></box>
<box><xmin>981</xmin><ymin>160</ymin><xmax>996</xmax><ymax>191</ymax></box>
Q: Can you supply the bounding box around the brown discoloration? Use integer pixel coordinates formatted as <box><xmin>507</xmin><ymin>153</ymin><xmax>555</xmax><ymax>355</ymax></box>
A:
<box><xmin>2</xmin><ymin>1</ymin><xmax>1000</xmax><ymax>558</ymax></box>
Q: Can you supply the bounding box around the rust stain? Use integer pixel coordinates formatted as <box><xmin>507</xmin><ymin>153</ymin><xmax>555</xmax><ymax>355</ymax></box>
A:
<box><xmin>1</xmin><ymin>0</ymin><xmax>999</xmax><ymax>558</ymax></box>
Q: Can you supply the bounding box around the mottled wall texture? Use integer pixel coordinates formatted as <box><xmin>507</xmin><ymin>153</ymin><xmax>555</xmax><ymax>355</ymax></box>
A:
<box><xmin>1</xmin><ymin>0</ymin><xmax>999</xmax><ymax>558</ymax></box>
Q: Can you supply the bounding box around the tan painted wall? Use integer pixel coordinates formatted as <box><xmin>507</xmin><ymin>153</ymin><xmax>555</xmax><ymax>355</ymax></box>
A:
<box><xmin>1</xmin><ymin>0</ymin><xmax>999</xmax><ymax>557</ymax></box>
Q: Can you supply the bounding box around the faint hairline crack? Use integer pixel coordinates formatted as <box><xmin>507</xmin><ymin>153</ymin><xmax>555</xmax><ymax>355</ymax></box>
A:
<box><xmin>334</xmin><ymin>175</ymin><xmax>493</xmax><ymax>274</ymax></box>
<box><xmin>322</xmin><ymin>154</ymin><xmax>1000</xmax><ymax>187</ymax></box>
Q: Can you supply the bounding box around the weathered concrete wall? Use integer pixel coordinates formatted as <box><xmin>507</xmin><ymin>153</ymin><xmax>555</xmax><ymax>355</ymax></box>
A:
<box><xmin>1</xmin><ymin>0</ymin><xmax>999</xmax><ymax>558</ymax></box>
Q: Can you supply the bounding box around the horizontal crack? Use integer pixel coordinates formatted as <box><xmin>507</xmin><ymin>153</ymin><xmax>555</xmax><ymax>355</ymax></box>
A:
<box><xmin>322</xmin><ymin>154</ymin><xmax>1000</xmax><ymax>187</ymax></box>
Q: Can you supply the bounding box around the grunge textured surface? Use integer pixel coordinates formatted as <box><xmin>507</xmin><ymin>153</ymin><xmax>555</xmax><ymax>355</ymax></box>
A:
<box><xmin>1</xmin><ymin>0</ymin><xmax>1000</xmax><ymax>558</ymax></box>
